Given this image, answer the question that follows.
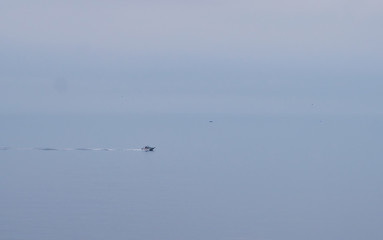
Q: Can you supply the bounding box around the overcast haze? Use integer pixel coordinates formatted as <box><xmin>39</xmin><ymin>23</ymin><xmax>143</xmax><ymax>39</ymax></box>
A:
<box><xmin>1</xmin><ymin>1</ymin><xmax>383</xmax><ymax>240</ymax></box>
<box><xmin>1</xmin><ymin>0</ymin><xmax>382</xmax><ymax>114</ymax></box>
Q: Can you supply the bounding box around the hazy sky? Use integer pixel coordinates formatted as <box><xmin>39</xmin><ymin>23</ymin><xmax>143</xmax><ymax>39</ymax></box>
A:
<box><xmin>1</xmin><ymin>0</ymin><xmax>382</xmax><ymax>114</ymax></box>
<box><xmin>1</xmin><ymin>3</ymin><xmax>383</xmax><ymax>239</ymax></box>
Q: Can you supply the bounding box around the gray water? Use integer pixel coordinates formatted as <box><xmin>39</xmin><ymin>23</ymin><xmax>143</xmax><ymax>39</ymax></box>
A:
<box><xmin>1</xmin><ymin>114</ymin><xmax>382</xmax><ymax>240</ymax></box>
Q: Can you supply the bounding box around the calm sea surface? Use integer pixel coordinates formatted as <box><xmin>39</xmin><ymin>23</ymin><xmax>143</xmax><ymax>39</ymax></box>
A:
<box><xmin>1</xmin><ymin>114</ymin><xmax>382</xmax><ymax>240</ymax></box>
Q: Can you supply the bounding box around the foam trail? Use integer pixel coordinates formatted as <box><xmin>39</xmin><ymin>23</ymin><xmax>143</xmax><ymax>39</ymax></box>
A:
<box><xmin>15</xmin><ymin>148</ymin><xmax>34</xmax><ymax>151</ymax></box>
<box><xmin>1</xmin><ymin>147</ymin><xmax>146</xmax><ymax>152</ymax></box>
<box><xmin>123</xmin><ymin>148</ymin><xmax>142</xmax><ymax>151</ymax></box>
<box><xmin>75</xmin><ymin>148</ymin><xmax>92</xmax><ymax>151</ymax></box>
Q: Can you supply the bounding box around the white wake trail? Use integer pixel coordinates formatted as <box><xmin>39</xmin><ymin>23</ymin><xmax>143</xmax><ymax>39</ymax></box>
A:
<box><xmin>1</xmin><ymin>147</ymin><xmax>145</xmax><ymax>152</ymax></box>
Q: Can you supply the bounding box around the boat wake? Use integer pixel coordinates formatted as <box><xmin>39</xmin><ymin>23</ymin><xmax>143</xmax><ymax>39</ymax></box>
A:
<box><xmin>0</xmin><ymin>147</ymin><xmax>144</xmax><ymax>152</ymax></box>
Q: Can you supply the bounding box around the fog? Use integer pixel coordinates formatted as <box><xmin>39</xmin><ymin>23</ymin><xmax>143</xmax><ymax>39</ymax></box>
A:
<box><xmin>1</xmin><ymin>1</ymin><xmax>383</xmax><ymax>239</ymax></box>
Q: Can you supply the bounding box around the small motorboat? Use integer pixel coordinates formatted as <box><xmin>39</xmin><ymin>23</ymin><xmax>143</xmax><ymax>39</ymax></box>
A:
<box><xmin>141</xmin><ymin>146</ymin><xmax>155</xmax><ymax>152</ymax></box>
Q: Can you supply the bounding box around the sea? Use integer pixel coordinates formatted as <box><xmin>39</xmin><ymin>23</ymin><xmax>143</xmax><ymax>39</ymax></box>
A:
<box><xmin>1</xmin><ymin>114</ymin><xmax>382</xmax><ymax>240</ymax></box>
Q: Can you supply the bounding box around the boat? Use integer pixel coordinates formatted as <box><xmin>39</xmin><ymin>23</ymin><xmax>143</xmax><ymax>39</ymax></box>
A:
<box><xmin>141</xmin><ymin>146</ymin><xmax>155</xmax><ymax>152</ymax></box>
